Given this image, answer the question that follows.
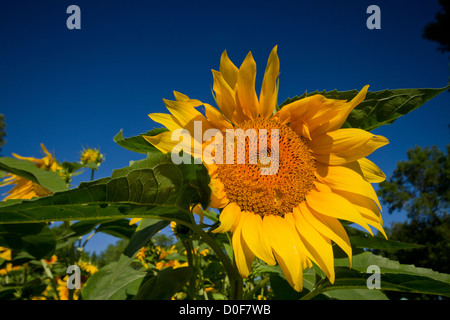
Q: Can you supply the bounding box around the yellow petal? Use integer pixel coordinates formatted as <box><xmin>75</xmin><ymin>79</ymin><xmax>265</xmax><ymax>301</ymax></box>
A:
<box><xmin>308</xmin><ymin>85</ymin><xmax>369</xmax><ymax>138</ymax></box>
<box><xmin>274</xmin><ymin>94</ymin><xmax>325</xmax><ymax>125</ymax></box>
<box><xmin>212</xmin><ymin>70</ymin><xmax>243</xmax><ymax>124</ymax></box>
<box><xmin>12</xmin><ymin>153</ymin><xmax>42</xmax><ymax>164</ymax></box>
<box><xmin>203</xmin><ymin>103</ymin><xmax>233</xmax><ymax>130</ymax></box>
<box><xmin>310</xmin><ymin>128</ymin><xmax>389</xmax><ymax>165</ymax></box>
<box><xmin>129</xmin><ymin>218</ymin><xmax>141</xmax><ymax>225</ymax></box>
<box><xmin>292</xmin><ymin>207</ymin><xmax>335</xmax><ymax>283</ymax></box>
<box><xmin>297</xmin><ymin>202</ymin><xmax>352</xmax><ymax>267</ymax></box>
<box><xmin>331</xmin><ymin>189</ymin><xmax>387</xmax><ymax>239</ymax></box>
<box><xmin>162</xmin><ymin>98</ymin><xmax>210</xmax><ymax>132</ymax></box>
<box><xmin>173</xmin><ymin>91</ymin><xmax>202</xmax><ymax>105</ymax></box>
<box><xmin>259</xmin><ymin>46</ymin><xmax>280</xmax><ymax>119</ymax></box>
<box><xmin>263</xmin><ymin>215</ymin><xmax>304</xmax><ymax>291</ymax></box>
<box><xmin>306</xmin><ymin>189</ymin><xmax>373</xmax><ymax>235</ymax></box>
<box><xmin>212</xmin><ymin>202</ymin><xmax>241</xmax><ymax>233</ymax></box>
<box><xmin>144</xmin><ymin>130</ymin><xmax>189</xmax><ymax>154</ymax></box>
<box><xmin>232</xmin><ymin>219</ymin><xmax>255</xmax><ymax>278</ymax></box>
<box><xmin>148</xmin><ymin>113</ymin><xmax>181</xmax><ymax>132</ymax></box>
<box><xmin>237</xmin><ymin>52</ymin><xmax>260</xmax><ymax>120</ymax></box>
<box><xmin>241</xmin><ymin>212</ymin><xmax>276</xmax><ymax>265</ymax></box>
<box><xmin>40</xmin><ymin>143</ymin><xmax>52</xmax><ymax>159</ymax></box>
<box><xmin>332</xmin><ymin>188</ymin><xmax>383</xmax><ymax>220</ymax></box>
<box><xmin>276</xmin><ymin>86</ymin><xmax>369</xmax><ymax>139</ymax></box>
<box><xmin>219</xmin><ymin>50</ymin><xmax>239</xmax><ymax>89</ymax></box>
<box><xmin>343</xmin><ymin>158</ymin><xmax>386</xmax><ymax>183</ymax></box>
<box><xmin>315</xmin><ymin>162</ymin><xmax>382</xmax><ymax>210</ymax></box>
<box><xmin>0</xmin><ymin>247</ymin><xmax>12</xmax><ymax>261</ymax></box>
<box><xmin>286</xmin><ymin>97</ymin><xmax>348</xmax><ymax>137</ymax></box>
<box><xmin>208</xmin><ymin>177</ymin><xmax>229</xmax><ymax>209</ymax></box>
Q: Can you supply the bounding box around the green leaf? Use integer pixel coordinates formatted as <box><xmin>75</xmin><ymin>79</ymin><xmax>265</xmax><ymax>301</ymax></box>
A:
<box><xmin>113</xmin><ymin>128</ymin><xmax>168</xmax><ymax>154</ymax></box>
<box><xmin>67</xmin><ymin>218</ymin><xmax>138</xmax><ymax>240</ymax></box>
<box><xmin>68</xmin><ymin>220</ymin><xmax>103</xmax><ymax>237</ymax></box>
<box><xmin>269</xmin><ymin>273</ymin><xmax>304</xmax><ymax>300</ymax></box>
<box><xmin>323</xmin><ymin>288</ymin><xmax>388</xmax><ymax>300</ymax></box>
<box><xmin>259</xmin><ymin>253</ymin><xmax>450</xmax><ymax>299</ymax></box>
<box><xmin>278</xmin><ymin>86</ymin><xmax>449</xmax><ymax>131</ymax></box>
<box><xmin>313</xmin><ymin>252</ymin><xmax>450</xmax><ymax>298</ymax></box>
<box><xmin>96</xmin><ymin>219</ymin><xmax>138</xmax><ymax>239</ymax></box>
<box><xmin>336</xmin><ymin>251</ymin><xmax>450</xmax><ymax>283</ymax></box>
<box><xmin>0</xmin><ymin>157</ymin><xmax>67</xmax><ymax>193</ymax></box>
<box><xmin>122</xmin><ymin>219</ymin><xmax>169</xmax><ymax>258</ymax></box>
<box><xmin>61</xmin><ymin>161</ymin><xmax>98</xmax><ymax>174</ymax></box>
<box><xmin>109</xmin><ymin>218</ymin><xmax>169</xmax><ymax>285</ymax></box>
<box><xmin>0</xmin><ymin>223</ymin><xmax>56</xmax><ymax>259</ymax></box>
<box><xmin>319</xmin><ymin>267</ymin><xmax>450</xmax><ymax>297</ymax></box>
<box><xmin>81</xmin><ymin>262</ymin><xmax>146</xmax><ymax>300</ymax></box>
<box><xmin>133</xmin><ymin>266</ymin><xmax>193</xmax><ymax>300</ymax></box>
<box><xmin>0</xmin><ymin>152</ymin><xmax>211</xmax><ymax>225</ymax></box>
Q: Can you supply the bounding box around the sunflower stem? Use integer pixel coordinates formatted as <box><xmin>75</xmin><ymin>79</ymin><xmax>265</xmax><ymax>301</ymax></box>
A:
<box><xmin>182</xmin><ymin>238</ymin><xmax>197</xmax><ymax>299</ymax></box>
<box><xmin>191</xmin><ymin>226</ymin><xmax>243</xmax><ymax>300</ymax></box>
<box><xmin>300</xmin><ymin>278</ymin><xmax>327</xmax><ymax>300</ymax></box>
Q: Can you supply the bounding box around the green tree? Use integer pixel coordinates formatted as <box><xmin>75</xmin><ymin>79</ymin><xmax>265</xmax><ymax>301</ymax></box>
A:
<box><xmin>377</xmin><ymin>144</ymin><xmax>450</xmax><ymax>274</ymax></box>
<box><xmin>423</xmin><ymin>0</ymin><xmax>450</xmax><ymax>54</ymax></box>
<box><xmin>94</xmin><ymin>239</ymin><xmax>129</xmax><ymax>267</ymax></box>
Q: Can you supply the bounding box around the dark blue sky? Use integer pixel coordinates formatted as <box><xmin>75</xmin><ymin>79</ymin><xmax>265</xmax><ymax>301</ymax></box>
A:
<box><xmin>1</xmin><ymin>0</ymin><xmax>449</xmax><ymax>253</ymax></box>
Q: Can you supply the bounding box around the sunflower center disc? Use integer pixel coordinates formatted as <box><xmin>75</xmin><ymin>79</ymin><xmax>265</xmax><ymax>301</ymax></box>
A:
<box><xmin>215</xmin><ymin>118</ymin><xmax>316</xmax><ymax>216</ymax></box>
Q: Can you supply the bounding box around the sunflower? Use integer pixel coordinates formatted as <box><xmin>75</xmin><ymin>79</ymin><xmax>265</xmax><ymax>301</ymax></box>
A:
<box><xmin>1</xmin><ymin>143</ymin><xmax>62</xmax><ymax>200</ymax></box>
<box><xmin>144</xmin><ymin>46</ymin><xmax>388</xmax><ymax>291</ymax></box>
<box><xmin>80</xmin><ymin>147</ymin><xmax>104</xmax><ymax>166</ymax></box>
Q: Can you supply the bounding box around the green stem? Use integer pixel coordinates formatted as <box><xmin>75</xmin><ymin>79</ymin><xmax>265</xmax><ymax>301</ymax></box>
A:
<box><xmin>244</xmin><ymin>277</ymin><xmax>270</xmax><ymax>300</ymax></box>
<box><xmin>41</xmin><ymin>259</ymin><xmax>60</xmax><ymax>300</ymax></box>
<box><xmin>80</xmin><ymin>231</ymin><xmax>96</xmax><ymax>251</ymax></box>
<box><xmin>181</xmin><ymin>238</ymin><xmax>197</xmax><ymax>299</ymax></box>
<box><xmin>299</xmin><ymin>278</ymin><xmax>327</xmax><ymax>300</ymax></box>
<box><xmin>191</xmin><ymin>226</ymin><xmax>243</xmax><ymax>300</ymax></box>
<box><xmin>90</xmin><ymin>169</ymin><xmax>95</xmax><ymax>181</ymax></box>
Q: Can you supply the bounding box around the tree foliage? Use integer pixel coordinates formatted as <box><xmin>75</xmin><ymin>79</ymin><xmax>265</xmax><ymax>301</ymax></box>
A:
<box><xmin>423</xmin><ymin>0</ymin><xmax>450</xmax><ymax>54</ymax></box>
<box><xmin>377</xmin><ymin>144</ymin><xmax>450</xmax><ymax>277</ymax></box>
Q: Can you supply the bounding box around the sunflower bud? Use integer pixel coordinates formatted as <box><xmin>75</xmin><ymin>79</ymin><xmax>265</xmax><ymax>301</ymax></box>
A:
<box><xmin>80</xmin><ymin>148</ymin><xmax>104</xmax><ymax>167</ymax></box>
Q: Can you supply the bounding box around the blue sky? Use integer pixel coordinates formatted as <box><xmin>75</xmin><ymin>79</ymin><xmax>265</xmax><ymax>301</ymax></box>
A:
<box><xmin>1</xmin><ymin>0</ymin><xmax>449</xmax><ymax>253</ymax></box>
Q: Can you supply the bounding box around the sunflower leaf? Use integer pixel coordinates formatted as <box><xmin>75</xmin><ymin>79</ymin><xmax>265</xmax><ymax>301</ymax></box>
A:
<box><xmin>0</xmin><ymin>223</ymin><xmax>56</xmax><ymax>260</ymax></box>
<box><xmin>278</xmin><ymin>86</ymin><xmax>449</xmax><ymax>131</ymax></box>
<box><xmin>0</xmin><ymin>153</ymin><xmax>211</xmax><ymax>225</ymax></box>
<box><xmin>133</xmin><ymin>266</ymin><xmax>193</xmax><ymax>300</ymax></box>
<box><xmin>81</xmin><ymin>261</ymin><xmax>146</xmax><ymax>300</ymax></box>
<box><xmin>317</xmin><ymin>267</ymin><xmax>450</xmax><ymax>298</ymax></box>
<box><xmin>335</xmin><ymin>251</ymin><xmax>450</xmax><ymax>283</ymax></box>
<box><xmin>327</xmin><ymin>252</ymin><xmax>450</xmax><ymax>297</ymax></box>
<box><xmin>114</xmin><ymin>128</ymin><xmax>168</xmax><ymax>154</ymax></box>
<box><xmin>0</xmin><ymin>157</ymin><xmax>67</xmax><ymax>193</ymax></box>
<box><xmin>108</xmin><ymin>218</ymin><xmax>170</xmax><ymax>284</ymax></box>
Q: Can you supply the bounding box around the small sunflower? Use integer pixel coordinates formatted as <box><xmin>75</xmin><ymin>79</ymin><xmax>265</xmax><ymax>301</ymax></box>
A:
<box><xmin>80</xmin><ymin>147</ymin><xmax>104</xmax><ymax>166</ymax></box>
<box><xmin>144</xmin><ymin>46</ymin><xmax>388</xmax><ymax>291</ymax></box>
<box><xmin>1</xmin><ymin>144</ymin><xmax>62</xmax><ymax>200</ymax></box>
